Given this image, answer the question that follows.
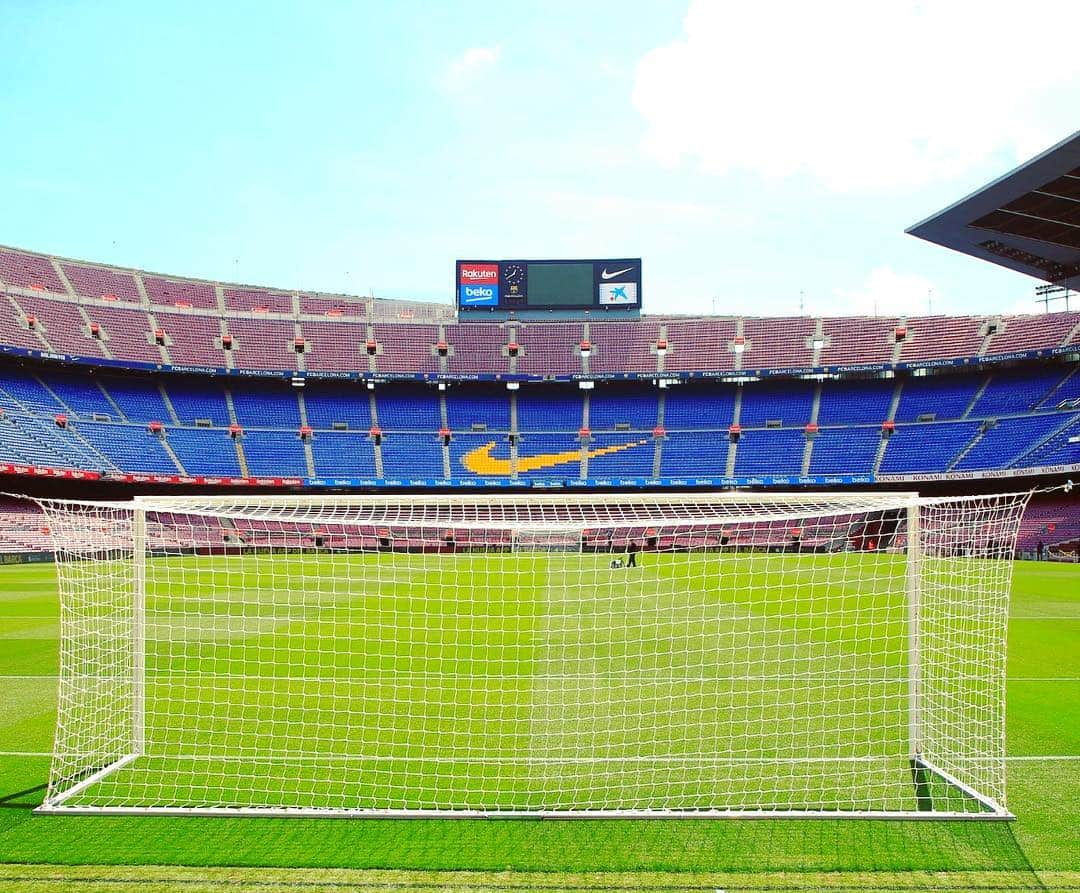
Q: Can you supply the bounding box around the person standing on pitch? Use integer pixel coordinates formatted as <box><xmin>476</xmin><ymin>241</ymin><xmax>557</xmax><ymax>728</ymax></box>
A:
<box><xmin>627</xmin><ymin>540</ymin><xmax>638</xmax><ymax>568</ymax></box>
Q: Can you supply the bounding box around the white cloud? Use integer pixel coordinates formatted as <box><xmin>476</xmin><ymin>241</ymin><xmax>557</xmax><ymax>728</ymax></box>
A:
<box><xmin>632</xmin><ymin>0</ymin><xmax>1080</xmax><ymax>192</ymax></box>
<box><xmin>829</xmin><ymin>267</ymin><xmax>937</xmax><ymax>317</ymax></box>
<box><xmin>443</xmin><ymin>45</ymin><xmax>502</xmax><ymax>92</ymax></box>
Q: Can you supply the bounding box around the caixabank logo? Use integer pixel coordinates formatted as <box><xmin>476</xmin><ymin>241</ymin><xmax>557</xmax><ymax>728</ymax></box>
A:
<box><xmin>458</xmin><ymin>262</ymin><xmax>500</xmax><ymax>306</ymax></box>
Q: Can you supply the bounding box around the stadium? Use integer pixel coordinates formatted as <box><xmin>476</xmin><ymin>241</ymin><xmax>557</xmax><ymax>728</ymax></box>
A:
<box><xmin>1</xmin><ymin>15</ymin><xmax>1078</xmax><ymax>893</ymax></box>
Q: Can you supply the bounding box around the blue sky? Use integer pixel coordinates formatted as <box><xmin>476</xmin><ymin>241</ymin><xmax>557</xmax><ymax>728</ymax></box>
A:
<box><xmin>1</xmin><ymin>0</ymin><xmax>1078</xmax><ymax>317</ymax></box>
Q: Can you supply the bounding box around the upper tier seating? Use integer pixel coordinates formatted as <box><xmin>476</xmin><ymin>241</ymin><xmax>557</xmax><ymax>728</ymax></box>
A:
<box><xmin>819</xmin><ymin>317</ymin><xmax>899</xmax><ymax>367</ymax></box>
<box><xmin>588</xmin><ymin>321</ymin><xmax>661</xmax><ymax>374</ymax></box>
<box><xmin>661</xmin><ymin>319</ymin><xmax>738</xmax><ymax>373</ymax></box>
<box><xmin>1</xmin><ymin>242</ymin><xmax>1076</xmax><ymax>378</ymax></box>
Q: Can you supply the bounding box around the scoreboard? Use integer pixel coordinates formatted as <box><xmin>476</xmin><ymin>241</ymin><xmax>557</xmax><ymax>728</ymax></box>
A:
<box><xmin>456</xmin><ymin>258</ymin><xmax>641</xmax><ymax>312</ymax></box>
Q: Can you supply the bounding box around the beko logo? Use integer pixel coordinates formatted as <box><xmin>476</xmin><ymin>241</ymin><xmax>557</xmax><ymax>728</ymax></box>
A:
<box><xmin>462</xmin><ymin>285</ymin><xmax>496</xmax><ymax>302</ymax></box>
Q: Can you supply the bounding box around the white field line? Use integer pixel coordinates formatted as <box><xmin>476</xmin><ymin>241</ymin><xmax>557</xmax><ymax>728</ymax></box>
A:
<box><xmin>2</xmin><ymin>673</ymin><xmax>1079</xmax><ymax>681</ymax></box>
<box><xmin>2</xmin><ymin>751</ymin><xmax>1078</xmax><ymax>762</ymax></box>
<box><xmin>4</xmin><ymin>616</ymin><xmax>1079</xmax><ymax>626</ymax></box>
<box><xmin>1011</xmin><ymin>616</ymin><xmax>1080</xmax><ymax>620</ymax></box>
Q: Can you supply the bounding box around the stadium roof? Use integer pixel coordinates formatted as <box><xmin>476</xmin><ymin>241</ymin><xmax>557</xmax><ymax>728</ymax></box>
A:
<box><xmin>907</xmin><ymin>130</ymin><xmax>1080</xmax><ymax>285</ymax></box>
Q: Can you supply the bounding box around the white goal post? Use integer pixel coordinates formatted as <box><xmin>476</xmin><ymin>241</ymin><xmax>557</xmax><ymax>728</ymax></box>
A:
<box><xmin>34</xmin><ymin>490</ymin><xmax>1030</xmax><ymax>819</ymax></box>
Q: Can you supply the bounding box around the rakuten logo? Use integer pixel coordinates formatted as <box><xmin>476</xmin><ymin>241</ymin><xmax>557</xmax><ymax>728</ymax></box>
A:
<box><xmin>459</xmin><ymin>263</ymin><xmax>499</xmax><ymax>285</ymax></box>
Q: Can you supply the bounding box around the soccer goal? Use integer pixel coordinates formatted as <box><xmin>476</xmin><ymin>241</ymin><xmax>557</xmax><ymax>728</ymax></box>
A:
<box><xmin>35</xmin><ymin>490</ymin><xmax>1029</xmax><ymax>819</ymax></box>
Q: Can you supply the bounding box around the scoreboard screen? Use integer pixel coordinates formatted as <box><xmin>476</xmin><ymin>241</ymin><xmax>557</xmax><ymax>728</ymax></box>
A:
<box><xmin>456</xmin><ymin>258</ymin><xmax>641</xmax><ymax>311</ymax></box>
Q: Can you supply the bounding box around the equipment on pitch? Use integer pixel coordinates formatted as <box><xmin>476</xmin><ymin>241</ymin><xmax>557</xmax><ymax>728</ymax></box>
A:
<box><xmin>36</xmin><ymin>491</ymin><xmax>1028</xmax><ymax>818</ymax></box>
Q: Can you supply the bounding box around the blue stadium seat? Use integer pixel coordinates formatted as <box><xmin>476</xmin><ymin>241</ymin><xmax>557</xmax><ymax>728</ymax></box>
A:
<box><xmin>969</xmin><ymin>367</ymin><xmax>1067</xmax><ymax>416</ymax></box>
<box><xmin>160</xmin><ymin>378</ymin><xmax>228</xmax><ymax>425</ymax></box>
<box><xmin>166</xmin><ymin>429</ymin><xmax>242</xmax><ymax>475</ymax></box>
<box><xmin>879</xmin><ymin>421</ymin><xmax>980</xmax><ymax>473</ymax></box>
<box><xmin>659</xmin><ymin>432</ymin><xmax>729</xmax><ymax>477</ymax></box>
<box><xmin>733</xmin><ymin>429</ymin><xmax>805</xmax><ymax>476</ymax></box>
<box><xmin>380</xmin><ymin>434</ymin><xmax>444</xmax><ymax>478</ymax></box>
<box><xmin>446</xmin><ymin>389</ymin><xmax>509</xmax><ymax>431</ymax></box>
<box><xmin>75</xmin><ymin>422</ymin><xmax>177</xmax><ymax>473</ymax></box>
<box><xmin>0</xmin><ymin>369</ymin><xmax>67</xmax><ymax>415</ymax></box>
<box><xmin>662</xmin><ymin>385</ymin><xmax>736</xmax><ymax>430</ymax></box>
<box><xmin>894</xmin><ymin>374</ymin><xmax>979</xmax><ymax>422</ymax></box>
<box><xmin>739</xmin><ymin>382</ymin><xmax>814</xmax><ymax>428</ymax></box>
<box><xmin>309</xmin><ymin>431</ymin><xmax>377</xmax><ymax>477</ymax></box>
<box><xmin>1013</xmin><ymin>414</ymin><xmax>1080</xmax><ymax>468</ymax></box>
<box><xmin>241</xmin><ymin>430</ymin><xmax>308</xmax><ymax>477</ymax></box>
<box><xmin>303</xmin><ymin>383</ymin><xmax>371</xmax><ymax>430</ymax></box>
<box><xmin>38</xmin><ymin>370</ymin><xmax>117</xmax><ymax>419</ymax></box>
<box><xmin>231</xmin><ymin>381</ymin><xmax>301</xmax><ymax>428</ymax></box>
<box><xmin>374</xmin><ymin>386</ymin><xmax>440</xmax><ymax>430</ymax></box>
<box><xmin>517</xmin><ymin>387</ymin><xmax>583</xmax><ymax>432</ymax></box>
<box><xmin>954</xmin><ymin>415</ymin><xmax>1069</xmax><ymax>471</ymax></box>
<box><xmin>515</xmin><ymin>433</ymin><xmax>582</xmax><ymax>480</ymax></box>
<box><xmin>586</xmin><ymin>434</ymin><xmax>655</xmax><ymax>477</ymax></box>
<box><xmin>817</xmin><ymin>380</ymin><xmax>894</xmax><ymax>425</ymax></box>
<box><xmin>808</xmin><ymin>426</ymin><xmax>881</xmax><ymax>475</ymax></box>
<box><xmin>588</xmin><ymin>385</ymin><xmax>658</xmax><ymax>431</ymax></box>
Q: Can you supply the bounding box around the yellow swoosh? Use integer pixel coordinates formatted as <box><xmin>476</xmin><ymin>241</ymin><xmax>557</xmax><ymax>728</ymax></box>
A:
<box><xmin>462</xmin><ymin>439</ymin><xmax>650</xmax><ymax>476</ymax></box>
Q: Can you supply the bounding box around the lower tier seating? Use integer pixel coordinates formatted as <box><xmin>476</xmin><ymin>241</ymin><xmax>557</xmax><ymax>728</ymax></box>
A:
<box><xmin>0</xmin><ymin>361</ymin><xmax>1073</xmax><ymax>480</ymax></box>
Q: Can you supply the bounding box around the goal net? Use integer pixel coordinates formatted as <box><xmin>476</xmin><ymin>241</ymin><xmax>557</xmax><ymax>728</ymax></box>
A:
<box><xmin>35</xmin><ymin>491</ymin><xmax>1028</xmax><ymax>818</ymax></box>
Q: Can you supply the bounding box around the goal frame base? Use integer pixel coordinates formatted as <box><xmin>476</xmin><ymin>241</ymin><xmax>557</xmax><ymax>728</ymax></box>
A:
<box><xmin>35</xmin><ymin>751</ymin><xmax>1013</xmax><ymax>821</ymax></box>
<box><xmin>33</xmin><ymin>805</ymin><xmax>1014</xmax><ymax>820</ymax></box>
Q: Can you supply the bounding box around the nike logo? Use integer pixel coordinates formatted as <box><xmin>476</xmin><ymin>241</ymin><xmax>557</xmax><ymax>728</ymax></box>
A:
<box><xmin>600</xmin><ymin>267</ymin><xmax>634</xmax><ymax>280</ymax></box>
<box><xmin>462</xmin><ymin>439</ymin><xmax>649</xmax><ymax>476</ymax></box>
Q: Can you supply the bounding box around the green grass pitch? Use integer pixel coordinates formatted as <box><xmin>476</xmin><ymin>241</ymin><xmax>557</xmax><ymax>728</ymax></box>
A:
<box><xmin>0</xmin><ymin>555</ymin><xmax>1076</xmax><ymax>891</ymax></box>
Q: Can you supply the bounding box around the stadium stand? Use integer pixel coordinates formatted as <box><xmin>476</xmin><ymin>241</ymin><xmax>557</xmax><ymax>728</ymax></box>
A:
<box><xmin>816</xmin><ymin>379</ymin><xmax>894</xmax><ymax>425</ymax></box>
<box><xmin>0</xmin><ymin>361</ymin><xmax>1073</xmax><ymax>482</ymax></box>
<box><xmin>0</xmin><ymin>244</ymin><xmax>1075</xmax><ymax>488</ymax></box>
<box><xmin>589</xmin><ymin>383</ymin><xmax>658</xmax><ymax>430</ymax></box>
<box><xmin>380</xmin><ymin>434</ymin><xmax>444</xmax><ymax>478</ymax></box>
<box><xmin>894</xmin><ymin>373</ymin><xmax>981</xmax><ymax>421</ymax></box>
<box><xmin>738</xmin><ymin>381</ymin><xmax>815</xmax><ymax>428</ymax></box>
<box><xmin>733</xmin><ymin>429</ymin><xmax>806</xmax><ymax>476</ymax></box>
<box><xmin>879</xmin><ymin>421</ymin><xmax>983</xmax><ymax>474</ymax></box>
<box><xmin>659</xmin><ymin>432</ymin><xmax>729</xmax><ymax>477</ymax></box>
<box><xmin>303</xmin><ymin>383</ymin><xmax>372</xmax><ymax>430</ymax></box>
<box><xmin>660</xmin><ymin>318</ymin><xmax>739</xmax><ymax>373</ymax></box>
<box><xmin>447</xmin><ymin>388</ymin><xmax>510</xmax><ymax>431</ymax></box>
<box><xmin>517</xmin><ymin>386</ymin><xmax>583</xmax><ymax>432</ymax></box>
<box><xmin>808</xmin><ymin>426</ymin><xmax>882</xmax><ymax>475</ymax></box>
<box><xmin>663</xmin><ymin>384</ymin><xmax>737</xmax><ymax>430</ymax></box>
<box><xmin>241</xmin><ymin>430</ymin><xmax>308</xmax><ymax>477</ymax></box>
<box><xmin>514</xmin><ymin>323</ymin><xmax>583</xmax><ymax>376</ymax></box>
